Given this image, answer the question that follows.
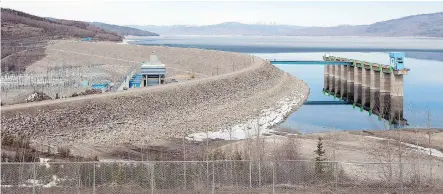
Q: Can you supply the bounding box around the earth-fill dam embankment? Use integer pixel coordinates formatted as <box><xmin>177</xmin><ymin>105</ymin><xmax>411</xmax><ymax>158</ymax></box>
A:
<box><xmin>1</xmin><ymin>41</ymin><xmax>309</xmax><ymax>149</ymax></box>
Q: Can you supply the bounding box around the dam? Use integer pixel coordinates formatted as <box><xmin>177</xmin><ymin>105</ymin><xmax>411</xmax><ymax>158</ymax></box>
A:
<box><xmin>271</xmin><ymin>52</ymin><xmax>410</xmax><ymax>126</ymax></box>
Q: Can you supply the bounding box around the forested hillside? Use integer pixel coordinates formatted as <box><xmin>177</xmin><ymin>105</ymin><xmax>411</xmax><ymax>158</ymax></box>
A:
<box><xmin>1</xmin><ymin>8</ymin><xmax>123</xmax><ymax>72</ymax></box>
<box><xmin>90</xmin><ymin>22</ymin><xmax>159</xmax><ymax>36</ymax></box>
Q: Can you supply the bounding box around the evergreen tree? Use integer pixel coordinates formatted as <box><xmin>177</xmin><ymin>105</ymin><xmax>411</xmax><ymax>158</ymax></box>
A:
<box><xmin>314</xmin><ymin>137</ymin><xmax>327</xmax><ymax>175</ymax></box>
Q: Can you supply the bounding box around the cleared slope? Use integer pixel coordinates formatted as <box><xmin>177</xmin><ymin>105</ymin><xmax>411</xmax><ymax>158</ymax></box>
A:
<box><xmin>1</xmin><ymin>8</ymin><xmax>123</xmax><ymax>72</ymax></box>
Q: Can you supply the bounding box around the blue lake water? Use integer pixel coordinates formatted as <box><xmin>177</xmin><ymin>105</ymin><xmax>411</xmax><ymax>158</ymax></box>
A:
<box><xmin>130</xmin><ymin>36</ymin><xmax>443</xmax><ymax>132</ymax></box>
<box><xmin>254</xmin><ymin>52</ymin><xmax>443</xmax><ymax>133</ymax></box>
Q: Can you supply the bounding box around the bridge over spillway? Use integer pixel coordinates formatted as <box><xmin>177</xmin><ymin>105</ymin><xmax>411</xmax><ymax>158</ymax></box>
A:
<box><xmin>271</xmin><ymin>61</ymin><xmax>353</xmax><ymax>65</ymax></box>
<box><xmin>271</xmin><ymin>53</ymin><xmax>410</xmax><ymax>126</ymax></box>
<box><xmin>303</xmin><ymin>101</ymin><xmax>351</xmax><ymax>105</ymax></box>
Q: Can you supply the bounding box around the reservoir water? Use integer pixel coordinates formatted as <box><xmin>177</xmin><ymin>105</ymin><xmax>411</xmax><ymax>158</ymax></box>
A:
<box><xmin>256</xmin><ymin>52</ymin><xmax>443</xmax><ymax>133</ymax></box>
<box><xmin>129</xmin><ymin>36</ymin><xmax>443</xmax><ymax>133</ymax></box>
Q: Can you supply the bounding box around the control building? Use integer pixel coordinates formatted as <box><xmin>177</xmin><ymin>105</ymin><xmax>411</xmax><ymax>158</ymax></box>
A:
<box><xmin>129</xmin><ymin>55</ymin><xmax>166</xmax><ymax>88</ymax></box>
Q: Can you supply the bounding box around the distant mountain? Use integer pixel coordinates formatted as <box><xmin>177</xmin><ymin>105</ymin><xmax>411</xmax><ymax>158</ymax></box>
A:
<box><xmin>128</xmin><ymin>22</ymin><xmax>304</xmax><ymax>36</ymax></box>
<box><xmin>363</xmin><ymin>12</ymin><xmax>443</xmax><ymax>37</ymax></box>
<box><xmin>90</xmin><ymin>22</ymin><xmax>159</xmax><ymax>36</ymax></box>
<box><xmin>128</xmin><ymin>12</ymin><xmax>443</xmax><ymax>37</ymax></box>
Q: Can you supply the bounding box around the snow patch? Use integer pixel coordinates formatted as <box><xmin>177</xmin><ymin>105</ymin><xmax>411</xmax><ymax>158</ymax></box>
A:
<box><xmin>117</xmin><ymin>39</ymin><xmax>134</xmax><ymax>44</ymax></box>
<box><xmin>26</xmin><ymin>93</ymin><xmax>37</xmax><ymax>101</ymax></box>
<box><xmin>364</xmin><ymin>136</ymin><xmax>386</xmax><ymax>141</ymax></box>
<box><xmin>99</xmin><ymin>159</ymin><xmax>132</xmax><ymax>163</ymax></box>
<box><xmin>118</xmin><ymin>39</ymin><xmax>130</xmax><ymax>44</ymax></box>
<box><xmin>38</xmin><ymin>175</ymin><xmax>59</xmax><ymax>188</ymax></box>
<box><xmin>402</xmin><ymin>142</ymin><xmax>443</xmax><ymax>158</ymax></box>
<box><xmin>186</xmin><ymin>94</ymin><xmax>304</xmax><ymax>141</ymax></box>
<box><xmin>39</xmin><ymin>157</ymin><xmax>51</xmax><ymax>168</ymax></box>
<box><xmin>365</xmin><ymin>136</ymin><xmax>443</xmax><ymax>158</ymax></box>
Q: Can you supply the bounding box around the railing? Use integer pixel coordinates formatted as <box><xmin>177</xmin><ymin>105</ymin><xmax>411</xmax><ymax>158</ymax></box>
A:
<box><xmin>1</xmin><ymin>160</ymin><xmax>442</xmax><ymax>194</ymax></box>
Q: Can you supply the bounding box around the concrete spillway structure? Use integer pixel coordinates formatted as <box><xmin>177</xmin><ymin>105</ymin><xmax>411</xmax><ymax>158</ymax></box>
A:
<box><xmin>323</xmin><ymin>55</ymin><xmax>409</xmax><ymax>125</ymax></box>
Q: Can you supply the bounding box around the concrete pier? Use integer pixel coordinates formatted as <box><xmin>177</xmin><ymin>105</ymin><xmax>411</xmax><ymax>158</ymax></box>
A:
<box><xmin>391</xmin><ymin>74</ymin><xmax>404</xmax><ymax>97</ymax></box>
<box><xmin>329</xmin><ymin>65</ymin><xmax>335</xmax><ymax>94</ymax></box>
<box><xmin>370</xmin><ymin>70</ymin><xmax>381</xmax><ymax>114</ymax></box>
<box><xmin>340</xmin><ymin>65</ymin><xmax>347</xmax><ymax>98</ymax></box>
<box><xmin>389</xmin><ymin>74</ymin><xmax>404</xmax><ymax>122</ymax></box>
<box><xmin>362</xmin><ymin>67</ymin><xmax>371</xmax><ymax>108</ymax></box>
<box><xmin>354</xmin><ymin>65</ymin><xmax>362</xmax><ymax>105</ymax></box>
<box><xmin>334</xmin><ymin>65</ymin><xmax>340</xmax><ymax>96</ymax></box>
<box><xmin>347</xmin><ymin>65</ymin><xmax>355</xmax><ymax>101</ymax></box>
<box><xmin>378</xmin><ymin>73</ymin><xmax>391</xmax><ymax>118</ymax></box>
<box><xmin>324</xmin><ymin>66</ymin><xmax>329</xmax><ymax>91</ymax></box>
<box><xmin>380</xmin><ymin>72</ymin><xmax>391</xmax><ymax>93</ymax></box>
<box><xmin>323</xmin><ymin>56</ymin><xmax>408</xmax><ymax>125</ymax></box>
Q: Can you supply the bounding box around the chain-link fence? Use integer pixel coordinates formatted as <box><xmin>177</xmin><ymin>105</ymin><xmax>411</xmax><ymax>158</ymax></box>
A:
<box><xmin>1</xmin><ymin>160</ymin><xmax>442</xmax><ymax>194</ymax></box>
<box><xmin>0</xmin><ymin>63</ymin><xmax>131</xmax><ymax>105</ymax></box>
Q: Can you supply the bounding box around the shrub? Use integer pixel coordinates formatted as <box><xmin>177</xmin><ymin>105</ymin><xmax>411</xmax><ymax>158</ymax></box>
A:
<box><xmin>1</xmin><ymin>133</ymin><xmax>15</xmax><ymax>147</ymax></box>
<box><xmin>1</xmin><ymin>133</ymin><xmax>31</xmax><ymax>149</ymax></box>
<box><xmin>210</xmin><ymin>149</ymin><xmax>226</xmax><ymax>160</ymax></box>
<box><xmin>14</xmin><ymin>148</ymin><xmax>37</xmax><ymax>162</ymax></box>
<box><xmin>314</xmin><ymin>137</ymin><xmax>327</xmax><ymax>175</ymax></box>
<box><xmin>58</xmin><ymin>146</ymin><xmax>71</xmax><ymax>158</ymax></box>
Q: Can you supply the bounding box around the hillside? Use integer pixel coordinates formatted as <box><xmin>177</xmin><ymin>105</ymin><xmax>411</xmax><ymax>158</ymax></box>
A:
<box><xmin>128</xmin><ymin>12</ymin><xmax>443</xmax><ymax>37</ymax></box>
<box><xmin>130</xmin><ymin>22</ymin><xmax>303</xmax><ymax>36</ymax></box>
<box><xmin>1</xmin><ymin>8</ymin><xmax>123</xmax><ymax>72</ymax></box>
<box><xmin>90</xmin><ymin>22</ymin><xmax>159</xmax><ymax>36</ymax></box>
<box><xmin>363</xmin><ymin>12</ymin><xmax>443</xmax><ymax>37</ymax></box>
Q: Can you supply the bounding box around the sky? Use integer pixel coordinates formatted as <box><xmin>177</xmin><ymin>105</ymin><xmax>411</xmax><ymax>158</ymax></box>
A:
<box><xmin>2</xmin><ymin>1</ymin><xmax>443</xmax><ymax>26</ymax></box>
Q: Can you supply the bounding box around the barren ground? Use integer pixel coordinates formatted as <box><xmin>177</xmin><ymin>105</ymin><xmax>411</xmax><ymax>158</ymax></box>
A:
<box><xmin>216</xmin><ymin>129</ymin><xmax>443</xmax><ymax>183</ymax></box>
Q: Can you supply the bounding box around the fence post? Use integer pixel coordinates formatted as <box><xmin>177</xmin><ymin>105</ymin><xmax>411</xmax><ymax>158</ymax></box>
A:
<box><xmin>249</xmin><ymin>160</ymin><xmax>252</xmax><ymax>188</ymax></box>
<box><xmin>212</xmin><ymin>161</ymin><xmax>215</xmax><ymax>194</ymax></box>
<box><xmin>151</xmin><ymin>162</ymin><xmax>155</xmax><ymax>194</ymax></box>
<box><xmin>400</xmin><ymin>162</ymin><xmax>404</xmax><ymax>194</ymax></box>
<box><xmin>272</xmin><ymin>161</ymin><xmax>275</xmax><ymax>194</ymax></box>
<box><xmin>77</xmin><ymin>163</ymin><xmax>81</xmax><ymax>194</ymax></box>
<box><xmin>429</xmin><ymin>161</ymin><xmax>433</xmax><ymax>187</ymax></box>
<box><xmin>207</xmin><ymin>160</ymin><xmax>210</xmax><ymax>187</ymax></box>
<box><xmin>183</xmin><ymin>162</ymin><xmax>187</xmax><ymax>190</ymax></box>
<box><xmin>93</xmin><ymin>162</ymin><xmax>96</xmax><ymax>194</ymax></box>
<box><xmin>33</xmin><ymin>163</ymin><xmax>36</xmax><ymax>194</ymax></box>
<box><xmin>335</xmin><ymin>162</ymin><xmax>338</xmax><ymax>191</ymax></box>
<box><xmin>258</xmin><ymin>159</ymin><xmax>261</xmax><ymax>187</ymax></box>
